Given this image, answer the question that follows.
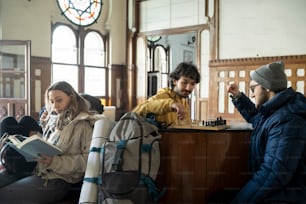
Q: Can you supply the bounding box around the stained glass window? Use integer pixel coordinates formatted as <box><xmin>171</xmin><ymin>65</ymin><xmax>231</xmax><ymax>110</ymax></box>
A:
<box><xmin>57</xmin><ymin>0</ymin><xmax>103</xmax><ymax>26</ymax></box>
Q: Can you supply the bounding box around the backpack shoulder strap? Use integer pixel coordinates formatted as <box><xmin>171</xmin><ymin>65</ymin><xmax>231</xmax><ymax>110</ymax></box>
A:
<box><xmin>111</xmin><ymin>140</ymin><xmax>127</xmax><ymax>171</ymax></box>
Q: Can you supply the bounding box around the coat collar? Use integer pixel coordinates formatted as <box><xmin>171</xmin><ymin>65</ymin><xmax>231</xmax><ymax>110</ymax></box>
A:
<box><xmin>259</xmin><ymin>87</ymin><xmax>296</xmax><ymax>116</ymax></box>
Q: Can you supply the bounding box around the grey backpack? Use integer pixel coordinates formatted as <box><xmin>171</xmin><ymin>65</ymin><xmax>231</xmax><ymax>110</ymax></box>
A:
<box><xmin>98</xmin><ymin>112</ymin><xmax>165</xmax><ymax>204</ymax></box>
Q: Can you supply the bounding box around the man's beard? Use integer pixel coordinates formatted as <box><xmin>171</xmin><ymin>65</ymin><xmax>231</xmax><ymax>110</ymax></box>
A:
<box><xmin>180</xmin><ymin>90</ymin><xmax>191</xmax><ymax>98</ymax></box>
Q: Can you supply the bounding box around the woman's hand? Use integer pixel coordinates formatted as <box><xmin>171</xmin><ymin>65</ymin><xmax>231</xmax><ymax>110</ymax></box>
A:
<box><xmin>37</xmin><ymin>153</ymin><xmax>53</xmax><ymax>166</ymax></box>
<box><xmin>40</xmin><ymin>110</ymin><xmax>49</xmax><ymax>124</ymax></box>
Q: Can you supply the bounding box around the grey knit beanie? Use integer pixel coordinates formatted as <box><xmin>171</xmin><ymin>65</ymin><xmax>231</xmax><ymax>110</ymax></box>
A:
<box><xmin>251</xmin><ymin>61</ymin><xmax>287</xmax><ymax>91</ymax></box>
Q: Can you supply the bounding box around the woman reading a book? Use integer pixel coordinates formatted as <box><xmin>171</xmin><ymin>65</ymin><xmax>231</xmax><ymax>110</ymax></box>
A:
<box><xmin>0</xmin><ymin>81</ymin><xmax>98</xmax><ymax>203</ymax></box>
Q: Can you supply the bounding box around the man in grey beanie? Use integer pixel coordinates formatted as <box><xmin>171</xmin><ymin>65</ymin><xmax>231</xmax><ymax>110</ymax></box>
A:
<box><xmin>251</xmin><ymin>61</ymin><xmax>287</xmax><ymax>93</ymax></box>
<box><xmin>209</xmin><ymin>61</ymin><xmax>306</xmax><ymax>203</ymax></box>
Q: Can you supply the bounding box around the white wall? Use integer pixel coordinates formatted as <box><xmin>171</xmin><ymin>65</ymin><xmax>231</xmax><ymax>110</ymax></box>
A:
<box><xmin>0</xmin><ymin>0</ymin><xmax>54</xmax><ymax>57</ymax></box>
<box><xmin>108</xmin><ymin>0</ymin><xmax>127</xmax><ymax>65</ymax></box>
<box><xmin>219</xmin><ymin>0</ymin><xmax>306</xmax><ymax>58</ymax></box>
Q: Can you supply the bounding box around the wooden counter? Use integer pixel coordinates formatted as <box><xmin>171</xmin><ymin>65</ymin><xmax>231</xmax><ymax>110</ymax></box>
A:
<box><xmin>156</xmin><ymin>128</ymin><xmax>252</xmax><ymax>204</ymax></box>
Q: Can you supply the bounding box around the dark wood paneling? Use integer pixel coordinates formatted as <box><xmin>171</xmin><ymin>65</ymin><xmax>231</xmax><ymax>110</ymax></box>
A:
<box><xmin>0</xmin><ymin>99</ymin><xmax>27</xmax><ymax>121</ymax></box>
<box><xmin>157</xmin><ymin>129</ymin><xmax>251</xmax><ymax>204</ymax></box>
<box><xmin>30</xmin><ymin>56</ymin><xmax>51</xmax><ymax>120</ymax></box>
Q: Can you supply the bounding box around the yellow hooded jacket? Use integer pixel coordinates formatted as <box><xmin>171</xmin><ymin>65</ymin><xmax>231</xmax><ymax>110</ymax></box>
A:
<box><xmin>132</xmin><ymin>87</ymin><xmax>191</xmax><ymax>126</ymax></box>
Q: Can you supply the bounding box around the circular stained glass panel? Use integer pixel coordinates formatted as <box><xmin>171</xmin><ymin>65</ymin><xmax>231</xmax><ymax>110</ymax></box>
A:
<box><xmin>57</xmin><ymin>0</ymin><xmax>103</xmax><ymax>27</ymax></box>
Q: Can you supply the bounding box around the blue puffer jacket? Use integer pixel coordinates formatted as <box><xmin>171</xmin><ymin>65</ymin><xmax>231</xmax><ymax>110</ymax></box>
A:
<box><xmin>231</xmin><ymin>87</ymin><xmax>306</xmax><ymax>203</ymax></box>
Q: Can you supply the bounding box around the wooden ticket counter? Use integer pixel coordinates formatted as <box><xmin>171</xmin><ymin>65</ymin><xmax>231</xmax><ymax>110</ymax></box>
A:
<box><xmin>156</xmin><ymin>128</ymin><xmax>252</xmax><ymax>204</ymax></box>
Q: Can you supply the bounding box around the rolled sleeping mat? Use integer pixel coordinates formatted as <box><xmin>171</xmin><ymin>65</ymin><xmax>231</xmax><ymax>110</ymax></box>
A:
<box><xmin>79</xmin><ymin>116</ymin><xmax>116</xmax><ymax>204</ymax></box>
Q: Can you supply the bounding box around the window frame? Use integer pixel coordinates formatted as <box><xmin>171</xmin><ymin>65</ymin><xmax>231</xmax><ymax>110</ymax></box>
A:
<box><xmin>51</xmin><ymin>23</ymin><xmax>109</xmax><ymax>105</ymax></box>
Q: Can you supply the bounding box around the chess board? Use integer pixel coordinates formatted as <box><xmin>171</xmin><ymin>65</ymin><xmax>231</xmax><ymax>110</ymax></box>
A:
<box><xmin>168</xmin><ymin>124</ymin><xmax>228</xmax><ymax>131</ymax></box>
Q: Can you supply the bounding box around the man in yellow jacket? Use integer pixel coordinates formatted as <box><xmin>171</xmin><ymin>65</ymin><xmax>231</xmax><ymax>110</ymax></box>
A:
<box><xmin>133</xmin><ymin>62</ymin><xmax>201</xmax><ymax>126</ymax></box>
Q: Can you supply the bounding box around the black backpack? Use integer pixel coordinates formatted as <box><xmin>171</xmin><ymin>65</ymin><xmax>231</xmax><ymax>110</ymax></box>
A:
<box><xmin>0</xmin><ymin>116</ymin><xmax>38</xmax><ymax>176</ymax></box>
<box><xmin>0</xmin><ymin>133</ymin><xmax>36</xmax><ymax>176</ymax></box>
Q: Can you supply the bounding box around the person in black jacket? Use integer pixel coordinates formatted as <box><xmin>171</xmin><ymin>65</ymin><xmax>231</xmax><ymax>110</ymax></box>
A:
<box><xmin>224</xmin><ymin>61</ymin><xmax>306</xmax><ymax>203</ymax></box>
<box><xmin>80</xmin><ymin>93</ymin><xmax>104</xmax><ymax>114</ymax></box>
<box><xmin>0</xmin><ymin>116</ymin><xmax>42</xmax><ymax>187</ymax></box>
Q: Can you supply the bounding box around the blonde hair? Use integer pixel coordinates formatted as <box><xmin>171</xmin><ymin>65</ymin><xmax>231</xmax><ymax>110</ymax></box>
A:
<box><xmin>44</xmin><ymin>81</ymin><xmax>89</xmax><ymax>129</ymax></box>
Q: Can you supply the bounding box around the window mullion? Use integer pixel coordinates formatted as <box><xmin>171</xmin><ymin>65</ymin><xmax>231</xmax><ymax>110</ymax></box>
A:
<box><xmin>78</xmin><ymin>28</ymin><xmax>86</xmax><ymax>93</ymax></box>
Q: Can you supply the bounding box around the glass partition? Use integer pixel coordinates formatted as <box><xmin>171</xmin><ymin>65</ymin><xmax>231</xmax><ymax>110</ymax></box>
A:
<box><xmin>0</xmin><ymin>40</ymin><xmax>31</xmax><ymax>121</ymax></box>
<box><xmin>0</xmin><ymin>40</ymin><xmax>30</xmax><ymax>99</ymax></box>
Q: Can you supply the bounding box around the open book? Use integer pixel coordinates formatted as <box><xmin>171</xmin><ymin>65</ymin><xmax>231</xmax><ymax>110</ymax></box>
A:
<box><xmin>7</xmin><ymin>134</ymin><xmax>62</xmax><ymax>162</ymax></box>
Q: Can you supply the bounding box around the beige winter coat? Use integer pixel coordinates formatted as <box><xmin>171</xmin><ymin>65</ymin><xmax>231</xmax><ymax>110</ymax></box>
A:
<box><xmin>36</xmin><ymin>112</ymin><xmax>97</xmax><ymax>184</ymax></box>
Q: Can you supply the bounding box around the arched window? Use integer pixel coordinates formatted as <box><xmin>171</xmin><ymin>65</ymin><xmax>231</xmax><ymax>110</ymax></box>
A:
<box><xmin>52</xmin><ymin>25</ymin><xmax>78</xmax><ymax>89</ymax></box>
<box><xmin>84</xmin><ymin>31</ymin><xmax>107</xmax><ymax>96</ymax></box>
<box><xmin>51</xmin><ymin>24</ymin><xmax>108</xmax><ymax>104</ymax></box>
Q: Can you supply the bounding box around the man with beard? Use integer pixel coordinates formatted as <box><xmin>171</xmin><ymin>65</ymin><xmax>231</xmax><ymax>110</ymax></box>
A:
<box><xmin>133</xmin><ymin>62</ymin><xmax>200</xmax><ymax>127</ymax></box>
<box><xmin>222</xmin><ymin>61</ymin><xmax>306</xmax><ymax>203</ymax></box>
